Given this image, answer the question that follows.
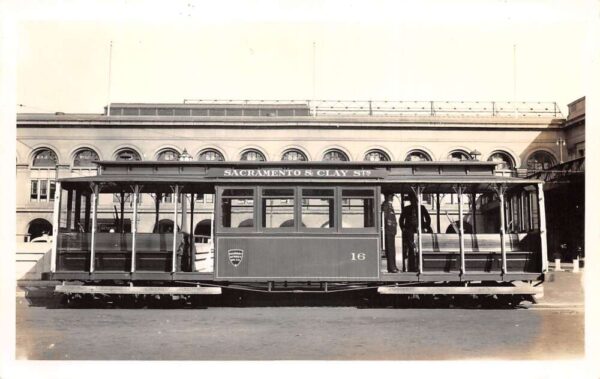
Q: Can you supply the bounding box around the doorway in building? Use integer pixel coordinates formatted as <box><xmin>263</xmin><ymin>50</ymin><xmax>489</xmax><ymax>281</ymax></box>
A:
<box><xmin>152</xmin><ymin>219</ymin><xmax>179</xmax><ymax>234</ymax></box>
<box><xmin>193</xmin><ymin>219</ymin><xmax>213</xmax><ymax>272</ymax></box>
<box><xmin>194</xmin><ymin>219</ymin><xmax>212</xmax><ymax>243</ymax></box>
<box><xmin>27</xmin><ymin>218</ymin><xmax>52</xmax><ymax>242</ymax></box>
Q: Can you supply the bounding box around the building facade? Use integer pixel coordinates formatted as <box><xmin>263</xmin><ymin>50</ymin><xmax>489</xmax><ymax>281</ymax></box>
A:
<box><xmin>527</xmin><ymin>97</ymin><xmax>585</xmax><ymax>261</ymax></box>
<box><xmin>16</xmin><ymin>100</ymin><xmax>582</xmax><ymax>261</ymax></box>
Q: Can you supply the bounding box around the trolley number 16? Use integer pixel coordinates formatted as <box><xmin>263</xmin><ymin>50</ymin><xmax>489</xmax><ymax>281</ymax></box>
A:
<box><xmin>350</xmin><ymin>252</ymin><xmax>367</xmax><ymax>261</ymax></box>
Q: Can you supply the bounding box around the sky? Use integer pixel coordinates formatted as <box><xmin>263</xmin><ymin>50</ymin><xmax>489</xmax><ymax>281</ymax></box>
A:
<box><xmin>8</xmin><ymin>0</ymin><xmax>595</xmax><ymax>115</ymax></box>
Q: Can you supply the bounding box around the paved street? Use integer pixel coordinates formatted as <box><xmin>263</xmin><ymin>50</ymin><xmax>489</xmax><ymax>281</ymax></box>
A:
<box><xmin>16</xmin><ymin>279</ymin><xmax>584</xmax><ymax>360</ymax></box>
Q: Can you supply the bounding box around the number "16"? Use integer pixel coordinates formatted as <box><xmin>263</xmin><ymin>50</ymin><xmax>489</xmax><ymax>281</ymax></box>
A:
<box><xmin>351</xmin><ymin>252</ymin><xmax>366</xmax><ymax>261</ymax></box>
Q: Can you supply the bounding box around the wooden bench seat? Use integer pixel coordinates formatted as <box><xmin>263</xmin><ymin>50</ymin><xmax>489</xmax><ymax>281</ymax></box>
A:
<box><xmin>56</xmin><ymin>233</ymin><xmax>91</xmax><ymax>271</ymax></box>
<box><xmin>135</xmin><ymin>234</ymin><xmax>183</xmax><ymax>272</ymax></box>
<box><xmin>416</xmin><ymin>233</ymin><xmax>540</xmax><ymax>273</ymax></box>
<box><xmin>57</xmin><ymin>250</ymin><xmax>90</xmax><ymax>271</ymax></box>
<box><xmin>56</xmin><ymin>233</ymin><xmax>184</xmax><ymax>272</ymax></box>
<box><xmin>420</xmin><ymin>233</ymin><xmax>527</xmax><ymax>252</ymax></box>
<box><xmin>93</xmin><ymin>234</ymin><xmax>133</xmax><ymax>271</ymax></box>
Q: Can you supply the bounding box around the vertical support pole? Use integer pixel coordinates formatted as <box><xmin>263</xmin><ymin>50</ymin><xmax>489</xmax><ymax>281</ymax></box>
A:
<box><xmin>537</xmin><ymin>183</ymin><xmax>548</xmax><ymax>272</ymax></box>
<box><xmin>381</xmin><ymin>206</ymin><xmax>386</xmax><ymax>251</ymax></box>
<box><xmin>520</xmin><ymin>191</ymin><xmax>526</xmax><ymax>232</ymax></box>
<box><xmin>509</xmin><ymin>195</ymin><xmax>514</xmax><ymax>233</ymax></box>
<box><xmin>190</xmin><ymin>193</ymin><xmax>195</xmax><ymax>241</ymax></box>
<box><xmin>172</xmin><ymin>185</ymin><xmax>180</xmax><ymax>273</ymax></box>
<box><xmin>66</xmin><ymin>190</ymin><xmax>73</xmax><ymax>231</ymax></box>
<box><xmin>120</xmin><ymin>190</ymin><xmax>125</xmax><ymax>233</ymax></box>
<box><xmin>516</xmin><ymin>193</ymin><xmax>521</xmax><ymax>231</ymax></box>
<box><xmin>181</xmin><ymin>192</ymin><xmax>188</xmax><ymax>233</ymax></box>
<box><xmin>90</xmin><ymin>184</ymin><xmax>99</xmax><ymax>273</ymax></box>
<box><xmin>210</xmin><ymin>201</ymin><xmax>215</xmax><ymax>263</ymax></box>
<box><xmin>457</xmin><ymin>186</ymin><xmax>465</xmax><ymax>275</ymax></box>
<box><xmin>74</xmin><ymin>190</ymin><xmax>82</xmax><ymax>232</ymax></box>
<box><xmin>498</xmin><ymin>186</ymin><xmax>507</xmax><ymax>274</ymax></box>
<box><xmin>506</xmin><ymin>195</ymin><xmax>512</xmax><ymax>233</ymax></box>
<box><xmin>436</xmin><ymin>194</ymin><xmax>441</xmax><ymax>233</ymax></box>
<box><xmin>190</xmin><ymin>193</ymin><xmax>195</xmax><ymax>271</ymax></box>
<box><xmin>525</xmin><ymin>192</ymin><xmax>530</xmax><ymax>231</ymax></box>
<box><xmin>180</xmin><ymin>191</ymin><xmax>188</xmax><ymax>271</ymax></box>
<box><xmin>517</xmin><ymin>193</ymin><xmax>523</xmax><ymax>233</ymax></box>
<box><xmin>154</xmin><ymin>193</ymin><xmax>161</xmax><ymax>232</ymax></box>
<box><xmin>528</xmin><ymin>192</ymin><xmax>534</xmax><ymax>231</ymax></box>
<box><xmin>511</xmin><ymin>195</ymin><xmax>515</xmax><ymax>233</ymax></box>
<box><xmin>131</xmin><ymin>185</ymin><xmax>139</xmax><ymax>273</ymax></box>
<box><xmin>471</xmin><ymin>191</ymin><xmax>477</xmax><ymax>234</ymax></box>
<box><xmin>50</xmin><ymin>182</ymin><xmax>62</xmax><ymax>272</ymax></box>
<box><xmin>84</xmin><ymin>193</ymin><xmax>91</xmax><ymax>232</ymax></box>
<box><xmin>416</xmin><ymin>186</ymin><xmax>423</xmax><ymax>275</ymax></box>
<box><xmin>513</xmin><ymin>195</ymin><xmax>517</xmax><ymax>231</ymax></box>
<box><xmin>524</xmin><ymin>192</ymin><xmax>529</xmax><ymax>231</ymax></box>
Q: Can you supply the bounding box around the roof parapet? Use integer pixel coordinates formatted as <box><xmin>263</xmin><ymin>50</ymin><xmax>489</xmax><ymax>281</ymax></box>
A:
<box><xmin>103</xmin><ymin>100</ymin><xmax>563</xmax><ymax>118</ymax></box>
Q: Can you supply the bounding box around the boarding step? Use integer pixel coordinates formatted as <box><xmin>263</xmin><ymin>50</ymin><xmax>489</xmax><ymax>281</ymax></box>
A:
<box><xmin>55</xmin><ymin>285</ymin><xmax>222</xmax><ymax>295</ymax></box>
<box><xmin>378</xmin><ymin>284</ymin><xmax>543</xmax><ymax>295</ymax></box>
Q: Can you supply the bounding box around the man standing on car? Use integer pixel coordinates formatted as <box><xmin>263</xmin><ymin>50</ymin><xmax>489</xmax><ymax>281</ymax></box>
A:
<box><xmin>400</xmin><ymin>192</ymin><xmax>432</xmax><ymax>271</ymax></box>
<box><xmin>382</xmin><ymin>193</ymin><xmax>400</xmax><ymax>273</ymax></box>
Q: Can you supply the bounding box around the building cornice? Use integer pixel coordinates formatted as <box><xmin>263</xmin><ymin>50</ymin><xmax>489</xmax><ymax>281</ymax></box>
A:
<box><xmin>16</xmin><ymin>114</ymin><xmax>565</xmax><ymax>131</ymax></box>
<box><xmin>564</xmin><ymin>114</ymin><xmax>585</xmax><ymax>129</ymax></box>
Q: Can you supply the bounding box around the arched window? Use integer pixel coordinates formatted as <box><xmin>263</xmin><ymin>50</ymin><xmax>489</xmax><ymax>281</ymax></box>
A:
<box><xmin>153</xmin><ymin>219</ymin><xmax>179</xmax><ymax>233</ymax></box>
<box><xmin>405</xmin><ymin>150</ymin><xmax>432</xmax><ymax>162</ymax></box>
<box><xmin>198</xmin><ymin>149</ymin><xmax>225</xmax><ymax>161</ymax></box>
<box><xmin>194</xmin><ymin>219</ymin><xmax>212</xmax><ymax>240</ymax></box>
<box><xmin>322</xmin><ymin>149</ymin><xmax>349</xmax><ymax>161</ymax></box>
<box><xmin>447</xmin><ymin>150</ymin><xmax>471</xmax><ymax>161</ymax></box>
<box><xmin>157</xmin><ymin>149</ymin><xmax>180</xmax><ymax>161</ymax></box>
<box><xmin>115</xmin><ymin>149</ymin><xmax>141</xmax><ymax>161</ymax></box>
<box><xmin>73</xmin><ymin>148</ymin><xmax>100</xmax><ymax>167</ymax></box>
<box><xmin>487</xmin><ymin>151</ymin><xmax>515</xmax><ymax>170</ymax></box>
<box><xmin>32</xmin><ymin>149</ymin><xmax>58</xmax><ymax>167</ymax></box>
<box><xmin>526</xmin><ymin>151</ymin><xmax>555</xmax><ymax>171</ymax></box>
<box><xmin>364</xmin><ymin>150</ymin><xmax>390</xmax><ymax>161</ymax></box>
<box><xmin>240</xmin><ymin>149</ymin><xmax>266</xmax><ymax>161</ymax></box>
<box><xmin>27</xmin><ymin>218</ymin><xmax>53</xmax><ymax>241</ymax></box>
<box><xmin>282</xmin><ymin>149</ymin><xmax>307</xmax><ymax>161</ymax></box>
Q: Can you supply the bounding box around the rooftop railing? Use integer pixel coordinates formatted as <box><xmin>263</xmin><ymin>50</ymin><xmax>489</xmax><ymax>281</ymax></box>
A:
<box><xmin>182</xmin><ymin>99</ymin><xmax>563</xmax><ymax>118</ymax></box>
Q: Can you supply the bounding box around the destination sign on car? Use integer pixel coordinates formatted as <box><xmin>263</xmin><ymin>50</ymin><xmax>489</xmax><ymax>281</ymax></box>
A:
<box><xmin>219</xmin><ymin>168</ymin><xmax>385</xmax><ymax>178</ymax></box>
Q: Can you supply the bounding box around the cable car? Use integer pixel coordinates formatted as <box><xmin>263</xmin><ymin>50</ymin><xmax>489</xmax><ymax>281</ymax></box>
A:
<box><xmin>46</xmin><ymin>160</ymin><xmax>546</xmax><ymax>301</ymax></box>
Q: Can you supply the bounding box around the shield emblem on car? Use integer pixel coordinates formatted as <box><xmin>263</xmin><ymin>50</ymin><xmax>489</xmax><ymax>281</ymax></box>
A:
<box><xmin>228</xmin><ymin>249</ymin><xmax>244</xmax><ymax>267</ymax></box>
